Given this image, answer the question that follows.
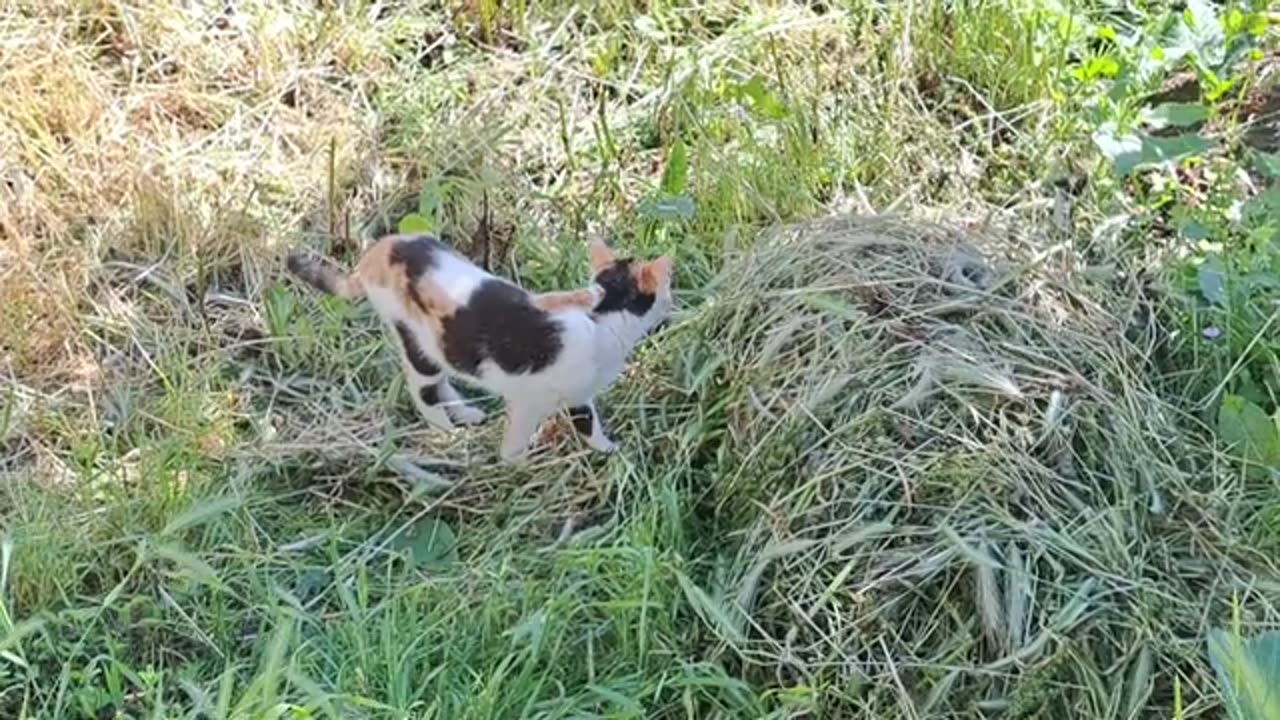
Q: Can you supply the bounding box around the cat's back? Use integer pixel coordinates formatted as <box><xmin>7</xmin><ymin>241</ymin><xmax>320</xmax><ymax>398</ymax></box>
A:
<box><xmin>355</xmin><ymin>234</ymin><xmax>488</xmax><ymax>299</ymax></box>
<box><xmin>355</xmin><ymin>234</ymin><xmax>592</xmax><ymax>387</ymax></box>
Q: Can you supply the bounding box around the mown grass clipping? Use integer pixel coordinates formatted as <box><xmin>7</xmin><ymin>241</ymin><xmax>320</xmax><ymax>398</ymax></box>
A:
<box><xmin>632</xmin><ymin>214</ymin><xmax>1280</xmax><ymax>716</ymax></box>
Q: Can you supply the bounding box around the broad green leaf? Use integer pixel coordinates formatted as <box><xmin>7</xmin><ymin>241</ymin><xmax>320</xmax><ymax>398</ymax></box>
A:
<box><xmin>391</xmin><ymin>516</ymin><xmax>459</xmax><ymax>570</ymax></box>
<box><xmin>1236</xmin><ymin>369</ymin><xmax>1269</xmax><ymax>407</ymax></box>
<box><xmin>1183</xmin><ymin>0</ymin><xmax>1223</xmax><ymax>37</ymax></box>
<box><xmin>1166</xmin><ymin>0</ymin><xmax>1226</xmax><ymax>67</ymax></box>
<box><xmin>1207</xmin><ymin>628</ymin><xmax>1280</xmax><ymax>720</ymax></box>
<box><xmin>741</xmin><ymin>75</ymin><xmax>787</xmax><ymax>119</ymax></box>
<box><xmin>1223</xmin><ymin>8</ymin><xmax>1246</xmax><ymax>36</ymax></box>
<box><xmin>1137</xmin><ymin>134</ymin><xmax>1214</xmax><ymax>165</ymax></box>
<box><xmin>1137</xmin><ymin>45</ymin><xmax>1176</xmax><ymax>82</ymax></box>
<box><xmin>417</xmin><ymin>179</ymin><xmax>444</xmax><ymax>220</ymax></box>
<box><xmin>1093</xmin><ymin>122</ymin><xmax>1141</xmax><ymax>165</ymax></box>
<box><xmin>1244</xmin><ymin>12</ymin><xmax>1269</xmax><ymax>37</ymax></box>
<box><xmin>1096</xmin><ymin>122</ymin><xmax>1215</xmax><ymax>176</ymax></box>
<box><xmin>1181</xmin><ymin>220</ymin><xmax>1211</xmax><ymax>240</ymax></box>
<box><xmin>1197</xmin><ymin>257</ymin><xmax>1228</xmax><ymax>305</ymax></box>
<box><xmin>1141</xmin><ymin>102</ymin><xmax>1209</xmax><ymax>129</ymax></box>
<box><xmin>1217</xmin><ymin>395</ymin><xmax>1280</xmax><ymax>467</ymax></box>
<box><xmin>638</xmin><ymin>194</ymin><xmax>695</xmax><ymax>221</ymax></box>
<box><xmin>660</xmin><ymin>138</ymin><xmax>689</xmax><ymax>195</ymax></box>
<box><xmin>264</xmin><ymin>283</ymin><xmax>297</xmax><ymax>337</ymax></box>
<box><xmin>1253</xmin><ymin>152</ymin><xmax>1280</xmax><ymax>180</ymax></box>
<box><xmin>1076</xmin><ymin>55</ymin><xmax>1121</xmax><ymax>81</ymax></box>
<box><xmin>1204</xmin><ymin>72</ymin><xmax>1239</xmax><ymax>103</ymax></box>
<box><xmin>398</xmin><ymin>213</ymin><xmax>434</xmax><ymax>235</ymax></box>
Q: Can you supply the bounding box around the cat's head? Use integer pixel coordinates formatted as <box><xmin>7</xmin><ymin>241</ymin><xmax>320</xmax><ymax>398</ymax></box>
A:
<box><xmin>587</xmin><ymin>239</ymin><xmax>674</xmax><ymax>336</ymax></box>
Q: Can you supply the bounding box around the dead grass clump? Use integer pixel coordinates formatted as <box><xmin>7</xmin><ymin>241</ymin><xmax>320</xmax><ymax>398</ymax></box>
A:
<box><xmin>0</xmin><ymin>2</ymin><xmax>399</xmax><ymax>392</ymax></box>
<box><xmin>683</xmin><ymin>213</ymin><xmax>1278</xmax><ymax>715</ymax></box>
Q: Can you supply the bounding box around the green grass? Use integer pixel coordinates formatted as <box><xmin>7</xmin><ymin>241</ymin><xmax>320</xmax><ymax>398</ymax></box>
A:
<box><xmin>2</xmin><ymin>1</ymin><xmax>1279</xmax><ymax>718</ymax></box>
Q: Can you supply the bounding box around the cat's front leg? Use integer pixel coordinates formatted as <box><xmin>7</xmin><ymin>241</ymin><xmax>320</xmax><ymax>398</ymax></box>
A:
<box><xmin>567</xmin><ymin>401</ymin><xmax>617</xmax><ymax>454</ymax></box>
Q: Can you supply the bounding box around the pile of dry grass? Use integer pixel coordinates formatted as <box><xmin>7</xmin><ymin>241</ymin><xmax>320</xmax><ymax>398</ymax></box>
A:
<box><xmin>678</xmin><ymin>214</ymin><xmax>1279</xmax><ymax>715</ymax></box>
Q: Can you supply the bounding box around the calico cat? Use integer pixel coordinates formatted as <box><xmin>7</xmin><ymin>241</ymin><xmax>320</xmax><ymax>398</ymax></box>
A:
<box><xmin>285</xmin><ymin>234</ymin><xmax>673</xmax><ymax>461</ymax></box>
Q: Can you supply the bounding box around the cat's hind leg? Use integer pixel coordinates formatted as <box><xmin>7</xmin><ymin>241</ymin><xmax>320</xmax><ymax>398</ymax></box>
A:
<box><xmin>567</xmin><ymin>400</ymin><xmax>617</xmax><ymax>453</ymax></box>
<box><xmin>394</xmin><ymin>321</ymin><xmax>486</xmax><ymax>428</ymax></box>
<box><xmin>435</xmin><ymin>380</ymin><xmax>487</xmax><ymax>425</ymax></box>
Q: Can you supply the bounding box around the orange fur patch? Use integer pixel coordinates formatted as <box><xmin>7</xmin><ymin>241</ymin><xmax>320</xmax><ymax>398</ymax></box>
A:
<box><xmin>347</xmin><ymin>235</ymin><xmax>461</xmax><ymax>334</ymax></box>
<box><xmin>632</xmin><ymin>256</ymin><xmax>673</xmax><ymax>294</ymax></box>
<box><xmin>351</xmin><ymin>234</ymin><xmax>397</xmax><ymax>288</ymax></box>
<box><xmin>533</xmin><ymin>289</ymin><xmax>598</xmax><ymax>312</ymax></box>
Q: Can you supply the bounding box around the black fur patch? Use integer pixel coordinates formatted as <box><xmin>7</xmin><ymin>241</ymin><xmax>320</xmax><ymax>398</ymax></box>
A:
<box><xmin>419</xmin><ymin>384</ymin><xmax>441</xmax><ymax>406</ymax></box>
<box><xmin>593</xmin><ymin>260</ymin><xmax>655</xmax><ymax>316</ymax></box>
<box><xmin>390</xmin><ymin>236</ymin><xmax>446</xmax><ymax>314</ymax></box>
<box><xmin>441</xmin><ymin>279</ymin><xmax>563</xmax><ymax>375</ymax></box>
<box><xmin>395</xmin><ymin>321</ymin><xmax>441</xmax><ymax>376</ymax></box>
<box><xmin>389</xmin><ymin>235</ymin><xmax>445</xmax><ymax>278</ymax></box>
<box><xmin>568</xmin><ymin>405</ymin><xmax>594</xmax><ymax>436</ymax></box>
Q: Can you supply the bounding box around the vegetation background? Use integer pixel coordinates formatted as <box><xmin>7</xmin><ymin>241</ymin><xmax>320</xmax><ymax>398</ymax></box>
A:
<box><xmin>1</xmin><ymin>0</ymin><xmax>1278</xmax><ymax>718</ymax></box>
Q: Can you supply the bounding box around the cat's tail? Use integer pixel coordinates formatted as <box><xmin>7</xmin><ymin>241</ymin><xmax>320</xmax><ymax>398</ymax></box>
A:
<box><xmin>285</xmin><ymin>250</ymin><xmax>365</xmax><ymax>301</ymax></box>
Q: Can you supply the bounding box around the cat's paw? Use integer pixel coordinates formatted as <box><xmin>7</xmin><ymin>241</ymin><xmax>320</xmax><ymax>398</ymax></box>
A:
<box><xmin>418</xmin><ymin>407</ymin><xmax>456</xmax><ymax>431</ymax></box>
<box><xmin>587</xmin><ymin>435</ymin><xmax>618</xmax><ymax>454</ymax></box>
<box><xmin>448</xmin><ymin>404</ymin><xmax>488</xmax><ymax>426</ymax></box>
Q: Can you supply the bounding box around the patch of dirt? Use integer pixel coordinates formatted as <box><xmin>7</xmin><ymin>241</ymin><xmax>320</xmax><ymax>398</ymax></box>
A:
<box><xmin>0</xmin><ymin>434</ymin><xmax>35</xmax><ymax>475</ymax></box>
<box><xmin>1241</xmin><ymin>77</ymin><xmax>1280</xmax><ymax>155</ymax></box>
<box><xmin>1146</xmin><ymin>70</ymin><xmax>1201</xmax><ymax>106</ymax></box>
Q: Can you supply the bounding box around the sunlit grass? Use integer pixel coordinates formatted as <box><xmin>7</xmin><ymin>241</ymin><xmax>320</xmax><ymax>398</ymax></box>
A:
<box><xmin>1</xmin><ymin>1</ymin><xmax>1278</xmax><ymax>718</ymax></box>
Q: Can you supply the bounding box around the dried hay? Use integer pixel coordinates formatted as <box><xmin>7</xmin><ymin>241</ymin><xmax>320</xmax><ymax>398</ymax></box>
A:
<box><xmin>670</xmin><ymin>213</ymin><xmax>1279</xmax><ymax>714</ymax></box>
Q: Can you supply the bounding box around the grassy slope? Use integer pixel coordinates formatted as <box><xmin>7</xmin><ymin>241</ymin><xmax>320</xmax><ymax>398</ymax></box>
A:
<box><xmin>1</xmin><ymin>1</ymin><xmax>1278</xmax><ymax>718</ymax></box>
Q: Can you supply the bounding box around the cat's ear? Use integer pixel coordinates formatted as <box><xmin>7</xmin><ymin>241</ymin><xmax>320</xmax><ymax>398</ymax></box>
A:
<box><xmin>637</xmin><ymin>255</ymin><xmax>674</xmax><ymax>292</ymax></box>
<box><xmin>650</xmin><ymin>255</ymin><xmax>674</xmax><ymax>279</ymax></box>
<box><xmin>588</xmin><ymin>239</ymin><xmax>616</xmax><ymax>272</ymax></box>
